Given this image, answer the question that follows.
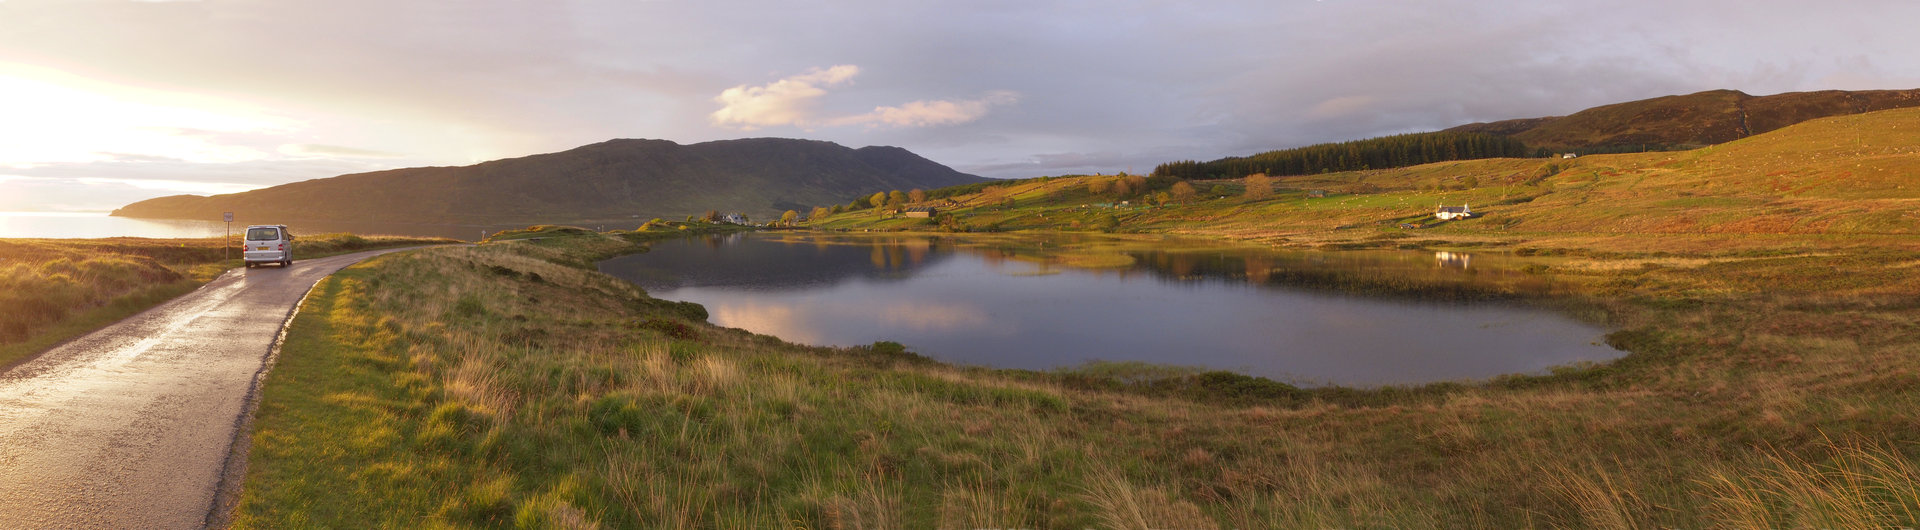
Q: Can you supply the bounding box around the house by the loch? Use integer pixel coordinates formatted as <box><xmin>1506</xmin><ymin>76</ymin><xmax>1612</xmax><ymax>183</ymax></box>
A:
<box><xmin>1435</xmin><ymin>204</ymin><xmax>1472</xmax><ymax>220</ymax></box>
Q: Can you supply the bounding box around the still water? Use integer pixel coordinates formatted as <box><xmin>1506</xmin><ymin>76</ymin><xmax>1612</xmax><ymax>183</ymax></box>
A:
<box><xmin>599</xmin><ymin>232</ymin><xmax>1622</xmax><ymax>386</ymax></box>
<box><xmin>0</xmin><ymin>212</ymin><xmax>528</xmax><ymax>241</ymax></box>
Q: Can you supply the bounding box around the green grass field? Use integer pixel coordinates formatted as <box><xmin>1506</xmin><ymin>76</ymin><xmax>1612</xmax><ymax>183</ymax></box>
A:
<box><xmin>233</xmin><ymin>226</ymin><xmax>1920</xmax><ymax>527</ymax></box>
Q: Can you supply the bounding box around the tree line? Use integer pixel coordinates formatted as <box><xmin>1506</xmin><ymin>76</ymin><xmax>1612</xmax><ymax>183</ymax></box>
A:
<box><xmin>1152</xmin><ymin>131</ymin><xmax>1532</xmax><ymax>180</ymax></box>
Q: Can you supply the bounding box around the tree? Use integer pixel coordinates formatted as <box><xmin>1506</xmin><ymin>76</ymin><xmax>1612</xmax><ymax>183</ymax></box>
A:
<box><xmin>1087</xmin><ymin>178</ymin><xmax>1112</xmax><ymax>195</ymax></box>
<box><xmin>702</xmin><ymin>210</ymin><xmax>719</xmax><ymax>222</ymax></box>
<box><xmin>887</xmin><ymin>190</ymin><xmax>908</xmax><ymax>207</ymax></box>
<box><xmin>811</xmin><ymin>206</ymin><xmax>832</xmax><ymax>220</ymax></box>
<box><xmin>870</xmin><ymin>192</ymin><xmax>888</xmax><ymax>210</ymax></box>
<box><xmin>1170</xmin><ymin>181</ymin><xmax>1197</xmax><ymax>203</ymax></box>
<box><xmin>1210</xmin><ymin>184</ymin><xmax>1229</xmax><ymax>197</ymax></box>
<box><xmin>908</xmin><ymin>188</ymin><xmax>927</xmax><ymax>203</ymax></box>
<box><xmin>1243</xmin><ymin>173</ymin><xmax>1272</xmax><ymax>200</ymax></box>
<box><xmin>780</xmin><ymin>210</ymin><xmax>798</xmax><ymax>226</ymax></box>
<box><xmin>1124</xmin><ymin>175</ymin><xmax>1149</xmax><ymax>196</ymax></box>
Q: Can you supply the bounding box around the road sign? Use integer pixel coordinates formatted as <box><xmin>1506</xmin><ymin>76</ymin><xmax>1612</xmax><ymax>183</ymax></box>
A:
<box><xmin>223</xmin><ymin>212</ymin><xmax>234</xmax><ymax>223</ymax></box>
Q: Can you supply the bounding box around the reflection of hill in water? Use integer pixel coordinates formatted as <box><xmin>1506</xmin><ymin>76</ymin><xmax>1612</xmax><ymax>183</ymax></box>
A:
<box><xmin>1118</xmin><ymin>249</ymin><xmax>1558</xmax><ymax>301</ymax></box>
<box><xmin>601</xmin><ymin>233</ymin><xmax>1560</xmax><ymax>302</ymax></box>
<box><xmin>598</xmin><ymin>234</ymin><xmax>955</xmax><ymax>291</ymax></box>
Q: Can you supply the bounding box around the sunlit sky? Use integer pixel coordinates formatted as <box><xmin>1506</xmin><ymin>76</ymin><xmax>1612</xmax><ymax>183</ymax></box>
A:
<box><xmin>2</xmin><ymin>0</ymin><xmax>1917</xmax><ymax>212</ymax></box>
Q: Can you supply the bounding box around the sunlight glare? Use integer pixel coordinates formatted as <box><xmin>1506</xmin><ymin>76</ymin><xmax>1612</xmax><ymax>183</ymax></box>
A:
<box><xmin>0</xmin><ymin>65</ymin><xmax>296</xmax><ymax>166</ymax></box>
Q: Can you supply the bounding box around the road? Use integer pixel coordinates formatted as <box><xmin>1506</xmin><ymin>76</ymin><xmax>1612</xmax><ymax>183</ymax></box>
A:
<box><xmin>0</xmin><ymin>247</ymin><xmax>422</xmax><ymax>529</ymax></box>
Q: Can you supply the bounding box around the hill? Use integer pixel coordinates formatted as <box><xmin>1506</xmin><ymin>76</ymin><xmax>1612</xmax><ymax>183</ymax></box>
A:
<box><xmin>816</xmin><ymin>106</ymin><xmax>1920</xmax><ymax>252</ymax></box>
<box><xmin>1447</xmin><ymin>88</ymin><xmax>1920</xmax><ymax>151</ymax></box>
<box><xmin>111</xmin><ymin>138</ymin><xmax>986</xmax><ymax>225</ymax></box>
<box><xmin>1152</xmin><ymin>131</ymin><xmax>1529</xmax><ymax>180</ymax></box>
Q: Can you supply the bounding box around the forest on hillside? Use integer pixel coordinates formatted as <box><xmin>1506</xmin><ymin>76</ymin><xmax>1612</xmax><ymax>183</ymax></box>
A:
<box><xmin>1153</xmin><ymin>131</ymin><xmax>1533</xmax><ymax>180</ymax></box>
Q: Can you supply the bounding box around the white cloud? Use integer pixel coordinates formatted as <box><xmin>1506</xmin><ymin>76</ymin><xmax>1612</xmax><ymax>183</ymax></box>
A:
<box><xmin>709</xmin><ymin>65</ymin><xmax>860</xmax><ymax>130</ymax></box>
<box><xmin>833</xmin><ymin>90</ymin><xmax>1020</xmax><ymax>128</ymax></box>
<box><xmin>711</xmin><ymin>65</ymin><xmax>1017</xmax><ymax>130</ymax></box>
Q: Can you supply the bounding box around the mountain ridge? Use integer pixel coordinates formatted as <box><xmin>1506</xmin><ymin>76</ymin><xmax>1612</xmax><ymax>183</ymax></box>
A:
<box><xmin>111</xmin><ymin>137</ymin><xmax>987</xmax><ymax>225</ymax></box>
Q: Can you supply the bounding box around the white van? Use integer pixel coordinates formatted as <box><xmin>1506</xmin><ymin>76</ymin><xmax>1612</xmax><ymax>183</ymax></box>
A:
<box><xmin>243</xmin><ymin>225</ymin><xmax>296</xmax><ymax>268</ymax></box>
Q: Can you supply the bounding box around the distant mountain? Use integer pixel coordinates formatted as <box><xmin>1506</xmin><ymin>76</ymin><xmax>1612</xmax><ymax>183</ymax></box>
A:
<box><xmin>1447</xmin><ymin>88</ymin><xmax>1920</xmax><ymax>151</ymax></box>
<box><xmin>112</xmin><ymin>138</ymin><xmax>987</xmax><ymax>225</ymax></box>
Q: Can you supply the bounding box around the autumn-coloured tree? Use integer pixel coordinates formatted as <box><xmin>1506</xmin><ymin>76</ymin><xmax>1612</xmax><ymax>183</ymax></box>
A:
<box><xmin>780</xmin><ymin>210</ymin><xmax>798</xmax><ymax>225</ymax></box>
<box><xmin>1243</xmin><ymin>173</ymin><xmax>1272</xmax><ymax>200</ymax></box>
<box><xmin>1087</xmin><ymin>178</ymin><xmax>1112</xmax><ymax>195</ymax></box>
<box><xmin>1124</xmin><ymin>175</ymin><xmax>1148</xmax><ymax>195</ymax></box>
<box><xmin>908</xmin><ymin>188</ymin><xmax>927</xmax><ymax>203</ymax></box>
<box><xmin>1169</xmin><ymin>181</ymin><xmax>1197</xmax><ymax>203</ymax></box>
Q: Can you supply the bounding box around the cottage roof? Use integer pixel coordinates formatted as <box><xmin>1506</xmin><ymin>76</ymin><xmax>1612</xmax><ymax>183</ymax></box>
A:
<box><xmin>1437</xmin><ymin>206</ymin><xmax>1468</xmax><ymax>213</ymax></box>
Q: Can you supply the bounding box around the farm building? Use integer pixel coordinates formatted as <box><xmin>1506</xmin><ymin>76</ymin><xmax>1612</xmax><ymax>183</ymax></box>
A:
<box><xmin>1435</xmin><ymin>204</ymin><xmax>1472</xmax><ymax>220</ymax></box>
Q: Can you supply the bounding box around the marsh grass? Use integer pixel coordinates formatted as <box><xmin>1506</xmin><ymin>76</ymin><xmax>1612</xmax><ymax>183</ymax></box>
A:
<box><xmin>235</xmin><ymin>228</ymin><xmax>1920</xmax><ymax>527</ymax></box>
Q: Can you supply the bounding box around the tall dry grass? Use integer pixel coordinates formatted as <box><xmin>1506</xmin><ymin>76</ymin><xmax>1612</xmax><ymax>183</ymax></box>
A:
<box><xmin>0</xmin><ymin>255</ymin><xmax>183</xmax><ymax>343</ymax></box>
<box><xmin>1703</xmin><ymin>438</ymin><xmax>1920</xmax><ymax>529</ymax></box>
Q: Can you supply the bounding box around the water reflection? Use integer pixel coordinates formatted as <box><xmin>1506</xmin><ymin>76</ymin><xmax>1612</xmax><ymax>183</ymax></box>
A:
<box><xmin>598</xmin><ymin>233</ymin><xmax>1618</xmax><ymax>386</ymax></box>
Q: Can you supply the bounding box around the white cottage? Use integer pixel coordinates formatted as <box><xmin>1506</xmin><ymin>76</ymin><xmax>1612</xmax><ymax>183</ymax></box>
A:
<box><xmin>1435</xmin><ymin>204</ymin><xmax>1472</xmax><ymax>220</ymax></box>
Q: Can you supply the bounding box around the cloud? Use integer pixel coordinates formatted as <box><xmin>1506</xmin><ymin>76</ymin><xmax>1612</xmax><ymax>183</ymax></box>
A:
<box><xmin>712</xmin><ymin>65</ymin><xmax>1017</xmax><ymax>130</ymax></box>
<box><xmin>833</xmin><ymin>90</ymin><xmax>1019</xmax><ymax>128</ymax></box>
<box><xmin>709</xmin><ymin>65</ymin><xmax>860</xmax><ymax>130</ymax></box>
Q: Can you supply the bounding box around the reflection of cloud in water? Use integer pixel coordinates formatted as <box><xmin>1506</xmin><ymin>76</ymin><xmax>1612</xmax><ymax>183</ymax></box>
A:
<box><xmin>710</xmin><ymin>303</ymin><xmax>823</xmax><ymax>345</ymax></box>
<box><xmin>704</xmin><ymin>297</ymin><xmax>1003</xmax><ymax>346</ymax></box>
<box><xmin>877</xmin><ymin>302</ymin><xmax>995</xmax><ymax>333</ymax></box>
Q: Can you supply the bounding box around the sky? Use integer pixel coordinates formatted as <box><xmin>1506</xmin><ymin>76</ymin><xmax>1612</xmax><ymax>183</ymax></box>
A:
<box><xmin>2</xmin><ymin>0</ymin><xmax>1917</xmax><ymax>212</ymax></box>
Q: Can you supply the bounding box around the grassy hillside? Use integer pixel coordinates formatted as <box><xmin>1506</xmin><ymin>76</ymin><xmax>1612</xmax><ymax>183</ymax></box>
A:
<box><xmin>233</xmin><ymin>227</ymin><xmax>1920</xmax><ymax>527</ymax></box>
<box><xmin>1449</xmin><ymin>88</ymin><xmax>1920</xmax><ymax>151</ymax></box>
<box><xmin>815</xmin><ymin>106</ymin><xmax>1920</xmax><ymax>254</ymax></box>
<box><xmin>112</xmin><ymin>138</ymin><xmax>986</xmax><ymax>226</ymax></box>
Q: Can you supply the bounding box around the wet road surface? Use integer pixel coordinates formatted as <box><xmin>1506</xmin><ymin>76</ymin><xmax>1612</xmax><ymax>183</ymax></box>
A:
<box><xmin>0</xmin><ymin>247</ymin><xmax>422</xmax><ymax>529</ymax></box>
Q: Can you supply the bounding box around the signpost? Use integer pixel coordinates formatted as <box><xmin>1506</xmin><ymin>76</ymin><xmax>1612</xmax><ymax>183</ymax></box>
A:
<box><xmin>223</xmin><ymin>212</ymin><xmax>234</xmax><ymax>261</ymax></box>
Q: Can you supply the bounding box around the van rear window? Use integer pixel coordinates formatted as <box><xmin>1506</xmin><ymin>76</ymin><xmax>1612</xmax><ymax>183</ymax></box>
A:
<box><xmin>246</xmin><ymin>227</ymin><xmax>281</xmax><ymax>241</ymax></box>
